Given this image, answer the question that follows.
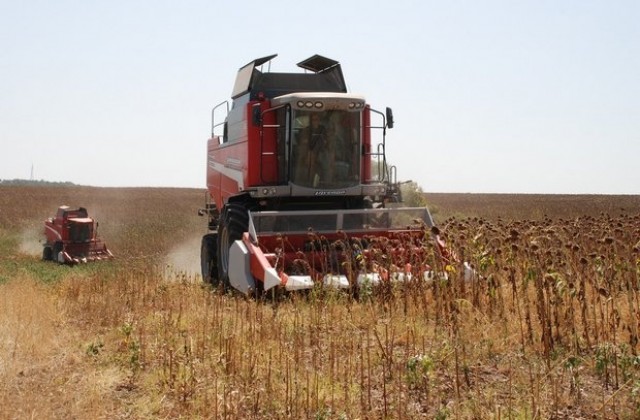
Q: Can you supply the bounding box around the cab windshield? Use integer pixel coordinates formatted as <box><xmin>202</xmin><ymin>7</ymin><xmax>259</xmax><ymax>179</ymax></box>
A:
<box><xmin>69</xmin><ymin>222</ymin><xmax>92</xmax><ymax>243</ymax></box>
<box><xmin>290</xmin><ymin>110</ymin><xmax>360</xmax><ymax>188</ymax></box>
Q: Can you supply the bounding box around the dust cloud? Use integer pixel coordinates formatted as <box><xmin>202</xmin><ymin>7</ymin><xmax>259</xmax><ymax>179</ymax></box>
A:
<box><xmin>19</xmin><ymin>227</ymin><xmax>43</xmax><ymax>257</ymax></box>
<box><xmin>165</xmin><ymin>235</ymin><xmax>202</xmax><ymax>279</ymax></box>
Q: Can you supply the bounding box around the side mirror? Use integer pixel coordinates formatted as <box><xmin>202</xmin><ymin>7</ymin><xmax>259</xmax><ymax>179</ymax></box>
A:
<box><xmin>252</xmin><ymin>104</ymin><xmax>262</xmax><ymax>126</ymax></box>
<box><xmin>386</xmin><ymin>107</ymin><xmax>394</xmax><ymax>129</ymax></box>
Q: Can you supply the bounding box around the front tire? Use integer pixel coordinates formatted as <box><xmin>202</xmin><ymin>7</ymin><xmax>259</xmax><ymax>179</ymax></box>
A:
<box><xmin>201</xmin><ymin>233</ymin><xmax>219</xmax><ymax>286</ymax></box>
<box><xmin>42</xmin><ymin>246</ymin><xmax>53</xmax><ymax>261</ymax></box>
<box><xmin>217</xmin><ymin>202</ymin><xmax>250</xmax><ymax>288</ymax></box>
<box><xmin>200</xmin><ymin>233</ymin><xmax>220</xmax><ymax>287</ymax></box>
<box><xmin>53</xmin><ymin>242</ymin><xmax>64</xmax><ymax>264</ymax></box>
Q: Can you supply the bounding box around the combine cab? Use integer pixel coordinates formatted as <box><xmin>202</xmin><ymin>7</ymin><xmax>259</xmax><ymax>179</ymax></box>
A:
<box><xmin>43</xmin><ymin>206</ymin><xmax>113</xmax><ymax>264</ymax></box>
<box><xmin>200</xmin><ymin>54</ymin><xmax>454</xmax><ymax>295</ymax></box>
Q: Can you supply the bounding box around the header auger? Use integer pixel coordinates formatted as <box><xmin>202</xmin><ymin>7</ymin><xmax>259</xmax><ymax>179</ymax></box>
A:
<box><xmin>199</xmin><ymin>54</ymin><xmax>461</xmax><ymax>295</ymax></box>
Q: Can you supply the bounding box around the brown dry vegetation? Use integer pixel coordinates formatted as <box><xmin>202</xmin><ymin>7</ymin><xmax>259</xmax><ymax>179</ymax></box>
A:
<box><xmin>1</xmin><ymin>185</ymin><xmax>640</xmax><ymax>419</ymax></box>
<box><xmin>425</xmin><ymin>193</ymin><xmax>640</xmax><ymax>221</ymax></box>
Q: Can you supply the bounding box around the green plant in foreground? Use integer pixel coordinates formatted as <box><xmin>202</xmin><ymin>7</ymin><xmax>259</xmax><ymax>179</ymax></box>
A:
<box><xmin>314</xmin><ymin>407</ymin><xmax>347</xmax><ymax>420</ymax></box>
<box><xmin>632</xmin><ymin>380</ymin><xmax>640</xmax><ymax>416</ymax></box>
<box><xmin>618</xmin><ymin>344</ymin><xmax>640</xmax><ymax>383</ymax></box>
<box><xmin>406</xmin><ymin>353</ymin><xmax>434</xmax><ymax>389</ymax></box>
<box><xmin>563</xmin><ymin>355</ymin><xmax>583</xmax><ymax>400</ymax></box>
<box><xmin>86</xmin><ymin>339</ymin><xmax>104</xmax><ymax>357</ymax></box>
<box><xmin>119</xmin><ymin>320</ymin><xmax>141</xmax><ymax>383</ymax></box>
<box><xmin>595</xmin><ymin>342</ymin><xmax>616</xmax><ymax>388</ymax></box>
<box><xmin>434</xmin><ymin>405</ymin><xmax>450</xmax><ymax>420</ymax></box>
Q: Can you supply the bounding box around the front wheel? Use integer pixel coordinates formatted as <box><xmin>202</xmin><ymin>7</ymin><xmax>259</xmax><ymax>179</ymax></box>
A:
<box><xmin>53</xmin><ymin>242</ymin><xmax>64</xmax><ymax>264</ymax></box>
<box><xmin>42</xmin><ymin>246</ymin><xmax>53</xmax><ymax>261</ymax></box>
<box><xmin>217</xmin><ymin>202</ymin><xmax>249</xmax><ymax>288</ymax></box>
<box><xmin>201</xmin><ymin>233</ymin><xmax>219</xmax><ymax>286</ymax></box>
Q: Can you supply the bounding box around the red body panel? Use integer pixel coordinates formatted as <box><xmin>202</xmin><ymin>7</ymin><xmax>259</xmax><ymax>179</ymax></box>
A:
<box><xmin>207</xmin><ymin>101</ymin><xmax>270</xmax><ymax>207</ymax></box>
<box><xmin>206</xmin><ymin>100</ymin><xmax>377</xmax><ymax>209</ymax></box>
<box><xmin>256</xmin><ymin>102</ymin><xmax>279</xmax><ymax>185</ymax></box>
<box><xmin>207</xmin><ymin>137</ymin><xmax>248</xmax><ymax>207</ymax></box>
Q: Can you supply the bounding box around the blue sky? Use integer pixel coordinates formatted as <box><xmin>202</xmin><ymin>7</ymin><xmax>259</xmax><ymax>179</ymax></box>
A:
<box><xmin>1</xmin><ymin>0</ymin><xmax>638</xmax><ymax>193</ymax></box>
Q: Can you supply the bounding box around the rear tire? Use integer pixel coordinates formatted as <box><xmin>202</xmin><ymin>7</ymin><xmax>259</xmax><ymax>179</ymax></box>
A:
<box><xmin>201</xmin><ymin>233</ymin><xmax>219</xmax><ymax>286</ymax></box>
<box><xmin>217</xmin><ymin>202</ymin><xmax>250</xmax><ymax>288</ymax></box>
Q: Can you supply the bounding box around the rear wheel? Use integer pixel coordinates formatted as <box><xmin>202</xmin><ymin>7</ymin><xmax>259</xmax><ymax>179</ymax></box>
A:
<box><xmin>201</xmin><ymin>233</ymin><xmax>219</xmax><ymax>286</ymax></box>
<box><xmin>217</xmin><ymin>202</ymin><xmax>250</xmax><ymax>288</ymax></box>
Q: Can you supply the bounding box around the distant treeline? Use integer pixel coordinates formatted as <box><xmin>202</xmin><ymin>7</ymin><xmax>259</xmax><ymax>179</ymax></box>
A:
<box><xmin>0</xmin><ymin>179</ymin><xmax>77</xmax><ymax>187</ymax></box>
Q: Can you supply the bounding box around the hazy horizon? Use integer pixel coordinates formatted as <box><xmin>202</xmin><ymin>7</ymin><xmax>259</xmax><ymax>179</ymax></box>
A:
<box><xmin>2</xmin><ymin>1</ymin><xmax>638</xmax><ymax>194</ymax></box>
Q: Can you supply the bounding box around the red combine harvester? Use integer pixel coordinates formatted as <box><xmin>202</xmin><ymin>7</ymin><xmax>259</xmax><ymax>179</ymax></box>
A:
<box><xmin>200</xmin><ymin>54</ymin><xmax>456</xmax><ymax>295</ymax></box>
<box><xmin>43</xmin><ymin>206</ymin><xmax>113</xmax><ymax>264</ymax></box>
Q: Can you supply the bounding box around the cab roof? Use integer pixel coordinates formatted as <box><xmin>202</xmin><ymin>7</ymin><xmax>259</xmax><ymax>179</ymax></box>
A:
<box><xmin>231</xmin><ymin>54</ymin><xmax>347</xmax><ymax>100</ymax></box>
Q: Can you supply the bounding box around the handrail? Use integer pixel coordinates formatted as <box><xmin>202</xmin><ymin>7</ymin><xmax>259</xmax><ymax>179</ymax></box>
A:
<box><xmin>258</xmin><ymin>104</ymin><xmax>286</xmax><ymax>184</ymax></box>
<box><xmin>211</xmin><ymin>101</ymin><xmax>229</xmax><ymax>138</ymax></box>
<box><xmin>365</xmin><ymin>107</ymin><xmax>387</xmax><ymax>182</ymax></box>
